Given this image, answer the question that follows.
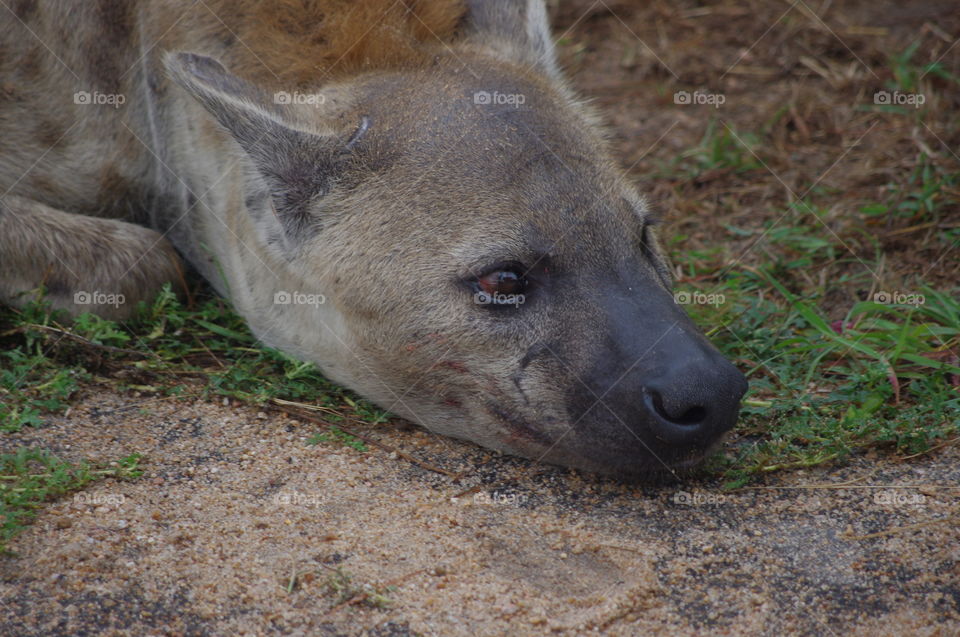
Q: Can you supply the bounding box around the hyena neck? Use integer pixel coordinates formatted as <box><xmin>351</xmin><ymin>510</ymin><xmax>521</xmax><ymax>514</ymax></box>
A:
<box><xmin>180</xmin><ymin>0</ymin><xmax>465</xmax><ymax>87</ymax></box>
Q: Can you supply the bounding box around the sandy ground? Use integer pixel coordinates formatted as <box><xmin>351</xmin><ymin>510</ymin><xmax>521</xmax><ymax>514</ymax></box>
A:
<box><xmin>0</xmin><ymin>390</ymin><xmax>957</xmax><ymax>635</ymax></box>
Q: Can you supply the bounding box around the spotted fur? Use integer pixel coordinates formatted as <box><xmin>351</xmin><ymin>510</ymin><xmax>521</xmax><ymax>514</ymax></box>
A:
<box><xmin>0</xmin><ymin>0</ymin><xmax>745</xmax><ymax>480</ymax></box>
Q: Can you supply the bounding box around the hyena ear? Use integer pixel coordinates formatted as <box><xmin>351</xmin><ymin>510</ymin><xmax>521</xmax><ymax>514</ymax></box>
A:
<box><xmin>462</xmin><ymin>0</ymin><xmax>560</xmax><ymax>79</ymax></box>
<box><xmin>163</xmin><ymin>52</ymin><xmax>366</xmax><ymax>239</ymax></box>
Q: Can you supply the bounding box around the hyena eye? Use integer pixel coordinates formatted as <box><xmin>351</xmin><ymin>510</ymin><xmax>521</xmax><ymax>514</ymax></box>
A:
<box><xmin>479</xmin><ymin>269</ymin><xmax>524</xmax><ymax>295</ymax></box>
<box><xmin>471</xmin><ymin>263</ymin><xmax>529</xmax><ymax>307</ymax></box>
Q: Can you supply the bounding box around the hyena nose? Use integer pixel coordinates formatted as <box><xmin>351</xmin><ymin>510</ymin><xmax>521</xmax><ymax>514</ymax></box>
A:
<box><xmin>642</xmin><ymin>358</ymin><xmax>748</xmax><ymax>446</ymax></box>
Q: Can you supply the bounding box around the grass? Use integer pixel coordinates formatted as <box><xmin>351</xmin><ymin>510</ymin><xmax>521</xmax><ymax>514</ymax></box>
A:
<box><xmin>654</xmin><ymin>119</ymin><xmax>763</xmax><ymax>179</ymax></box>
<box><xmin>690</xmin><ymin>270</ymin><xmax>959</xmax><ymax>488</ymax></box>
<box><xmin>887</xmin><ymin>40</ymin><xmax>960</xmax><ymax>96</ymax></box>
<box><xmin>320</xmin><ymin>566</ymin><xmax>395</xmax><ymax>609</ymax></box>
<box><xmin>641</xmin><ymin>31</ymin><xmax>960</xmax><ymax>491</ymax></box>
<box><xmin>861</xmin><ymin>154</ymin><xmax>959</xmax><ymax>229</ymax></box>
<box><xmin>282</xmin><ymin>564</ymin><xmax>396</xmax><ymax>610</ymax></box>
<box><xmin>0</xmin><ymin>449</ymin><xmax>142</xmax><ymax>554</ymax></box>
<box><xmin>0</xmin><ymin>298</ymin><xmax>92</xmax><ymax>432</ymax></box>
<box><xmin>0</xmin><ymin>349</ymin><xmax>82</xmax><ymax>431</ymax></box>
<box><xmin>0</xmin><ymin>285</ymin><xmax>390</xmax><ymax>417</ymax></box>
<box><xmin>668</xmin><ymin>129</ymin><xmax>960</xmax><ymax>488</ymax></box>
<box><xmin>308</xmin><ymin>426</ymin><xmax>369</xmax><ymax>452</ymax></box>
<box><xmin>0</xmin><ymin>286</ymin><xmax>389</xmax><ymax>551</ymax></box>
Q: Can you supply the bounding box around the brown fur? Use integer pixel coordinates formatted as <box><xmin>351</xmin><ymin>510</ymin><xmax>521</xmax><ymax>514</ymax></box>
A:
<box><xmin>172</xmin><ymin>0</ymin><xmax>465</xmax><ymax>86</ymax></box>
<box><xmin>245</xmin><ymin>0</ymin><xmax>463</xmax><ymax>81</ymax></box>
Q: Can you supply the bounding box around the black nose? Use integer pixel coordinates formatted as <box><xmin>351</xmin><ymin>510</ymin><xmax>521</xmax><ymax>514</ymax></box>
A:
<box><xmin>643</xmin><ymin>356</ymin><xmax>748</xmax><ymax>446</ymax></box>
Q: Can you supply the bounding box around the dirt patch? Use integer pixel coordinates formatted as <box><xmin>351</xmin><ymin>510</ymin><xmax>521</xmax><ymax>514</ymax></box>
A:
<box><xmin>554</xmin><ymin>0</ymin><xmax>960</xmax><ymax>291</ymax></box>
<box><xmin>0</xmin><ymin>391</ymin><xmax>957</xmax><ymax>635</ymax></box>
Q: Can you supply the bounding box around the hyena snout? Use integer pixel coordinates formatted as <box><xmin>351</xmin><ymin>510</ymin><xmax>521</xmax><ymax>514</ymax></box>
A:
<box><xmin>641</xmin><ymin>340</ymin><xmax>748</xmax><ymax>448</ymax></box>
<box><xmin>560</xmin><ymin>286</ymin><xmax>748</xmax><ymax>477</ymax></box>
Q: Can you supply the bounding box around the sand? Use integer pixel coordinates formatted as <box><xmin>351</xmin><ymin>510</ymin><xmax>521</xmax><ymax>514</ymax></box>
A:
<box><xmin>0</xmin><ymin>390</ymin><xmax>956</xmax><ymax>635</ymax></box>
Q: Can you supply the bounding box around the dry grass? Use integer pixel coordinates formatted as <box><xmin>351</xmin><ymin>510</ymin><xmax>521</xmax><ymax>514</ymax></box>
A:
<box><xmin>554</xmin><ymin>0</ymin><xmax>959</xmax><ymax>293</ymax></box>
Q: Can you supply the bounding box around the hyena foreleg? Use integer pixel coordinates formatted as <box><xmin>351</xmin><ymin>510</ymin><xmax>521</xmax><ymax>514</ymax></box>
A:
<box><xmin>0</xmin><ymin>195</ymin><xmax>184</xmax><ymax>320</ymax></box>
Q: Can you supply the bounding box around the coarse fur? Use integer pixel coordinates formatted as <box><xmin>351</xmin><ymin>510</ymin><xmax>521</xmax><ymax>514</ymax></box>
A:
<box><xmin>0</xmin><ymin>0</ymin><xmax>747</xmax><ymax>480</ymax></box>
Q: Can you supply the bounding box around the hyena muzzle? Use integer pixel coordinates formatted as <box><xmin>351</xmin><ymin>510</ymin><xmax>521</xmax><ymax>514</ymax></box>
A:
<box><xmin>0</xmin><ymin>0</ymin><xmax>747</xmax><ymax>480</ymax></box>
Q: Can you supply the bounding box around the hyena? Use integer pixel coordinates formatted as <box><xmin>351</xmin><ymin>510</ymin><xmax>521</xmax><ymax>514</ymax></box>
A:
<box><xmin>0</xmin><ymin>0</ymin><xmax>747</xmax><ymax>480</ymax></box>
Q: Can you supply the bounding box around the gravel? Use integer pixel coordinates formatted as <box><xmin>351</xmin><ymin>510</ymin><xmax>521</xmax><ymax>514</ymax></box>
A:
<box><xmin>0</xmin><ymin>391</ymin><xmax>956</xmax><ymax>635</ymax></box>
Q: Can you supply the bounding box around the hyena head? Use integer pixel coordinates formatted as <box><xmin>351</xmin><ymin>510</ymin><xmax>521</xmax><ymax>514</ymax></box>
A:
<box><xmin>165</xmin><ymin>1</ymin><xmax>747</xmax><ymax>481</ymax></box>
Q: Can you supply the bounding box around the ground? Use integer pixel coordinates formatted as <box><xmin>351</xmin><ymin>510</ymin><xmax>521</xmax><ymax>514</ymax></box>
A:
<box><xmin>1</xmin><ymin>0</ymin><xmax>958</xmax><ymax>635</ymax></box>
<box><xmin>0</xmin><ymin>393</ymin><xmax>957</xmax><ymax>635</ymax></box>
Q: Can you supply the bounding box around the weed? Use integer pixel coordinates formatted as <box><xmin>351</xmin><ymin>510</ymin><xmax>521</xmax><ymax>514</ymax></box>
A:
<box><xmin>656</xmin><ymin>119</ymin><xmax>763</xmax><ymax>179</ymax></box>
<box><xmin>888</xmin><ymin>41</ymin><xmax>960</xmax><ymax>94</ymax></box>
<box><xmin>0</xmin><ymin>449</ymin><xmax>143</xmax><ymax>553</ymax></box>
<box><xmin>322</xmin><ymin>566</ymin><xmax>394</xmax><ymax>609</ymax></box>
<box><xmin>0</xmin><ymin>284</ymin><xmax>390</xmax><ymax>546</ymax></box>
<box><xmin>0</xmin><ymin>349</ymin><xmax>84</xmax><ymax>432</ymax></box>
<box><xmin>308</xmin><ymin>426</ymin><xmax>369</xmax><ymax>453</ymax></box>
<box><xmin>0</xmin><ymin>284</ymin><xmax>386</xmax><ymax>420</ymax></box>
<box><xmin>861</xmin><ymin>156</ymin><xmax>959</xmax><ymax>226</ymax></box>
<box><xmin>678</xmin><ymin>221</ymin><xmax>959</xmax><ymax>487</ymax></box>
